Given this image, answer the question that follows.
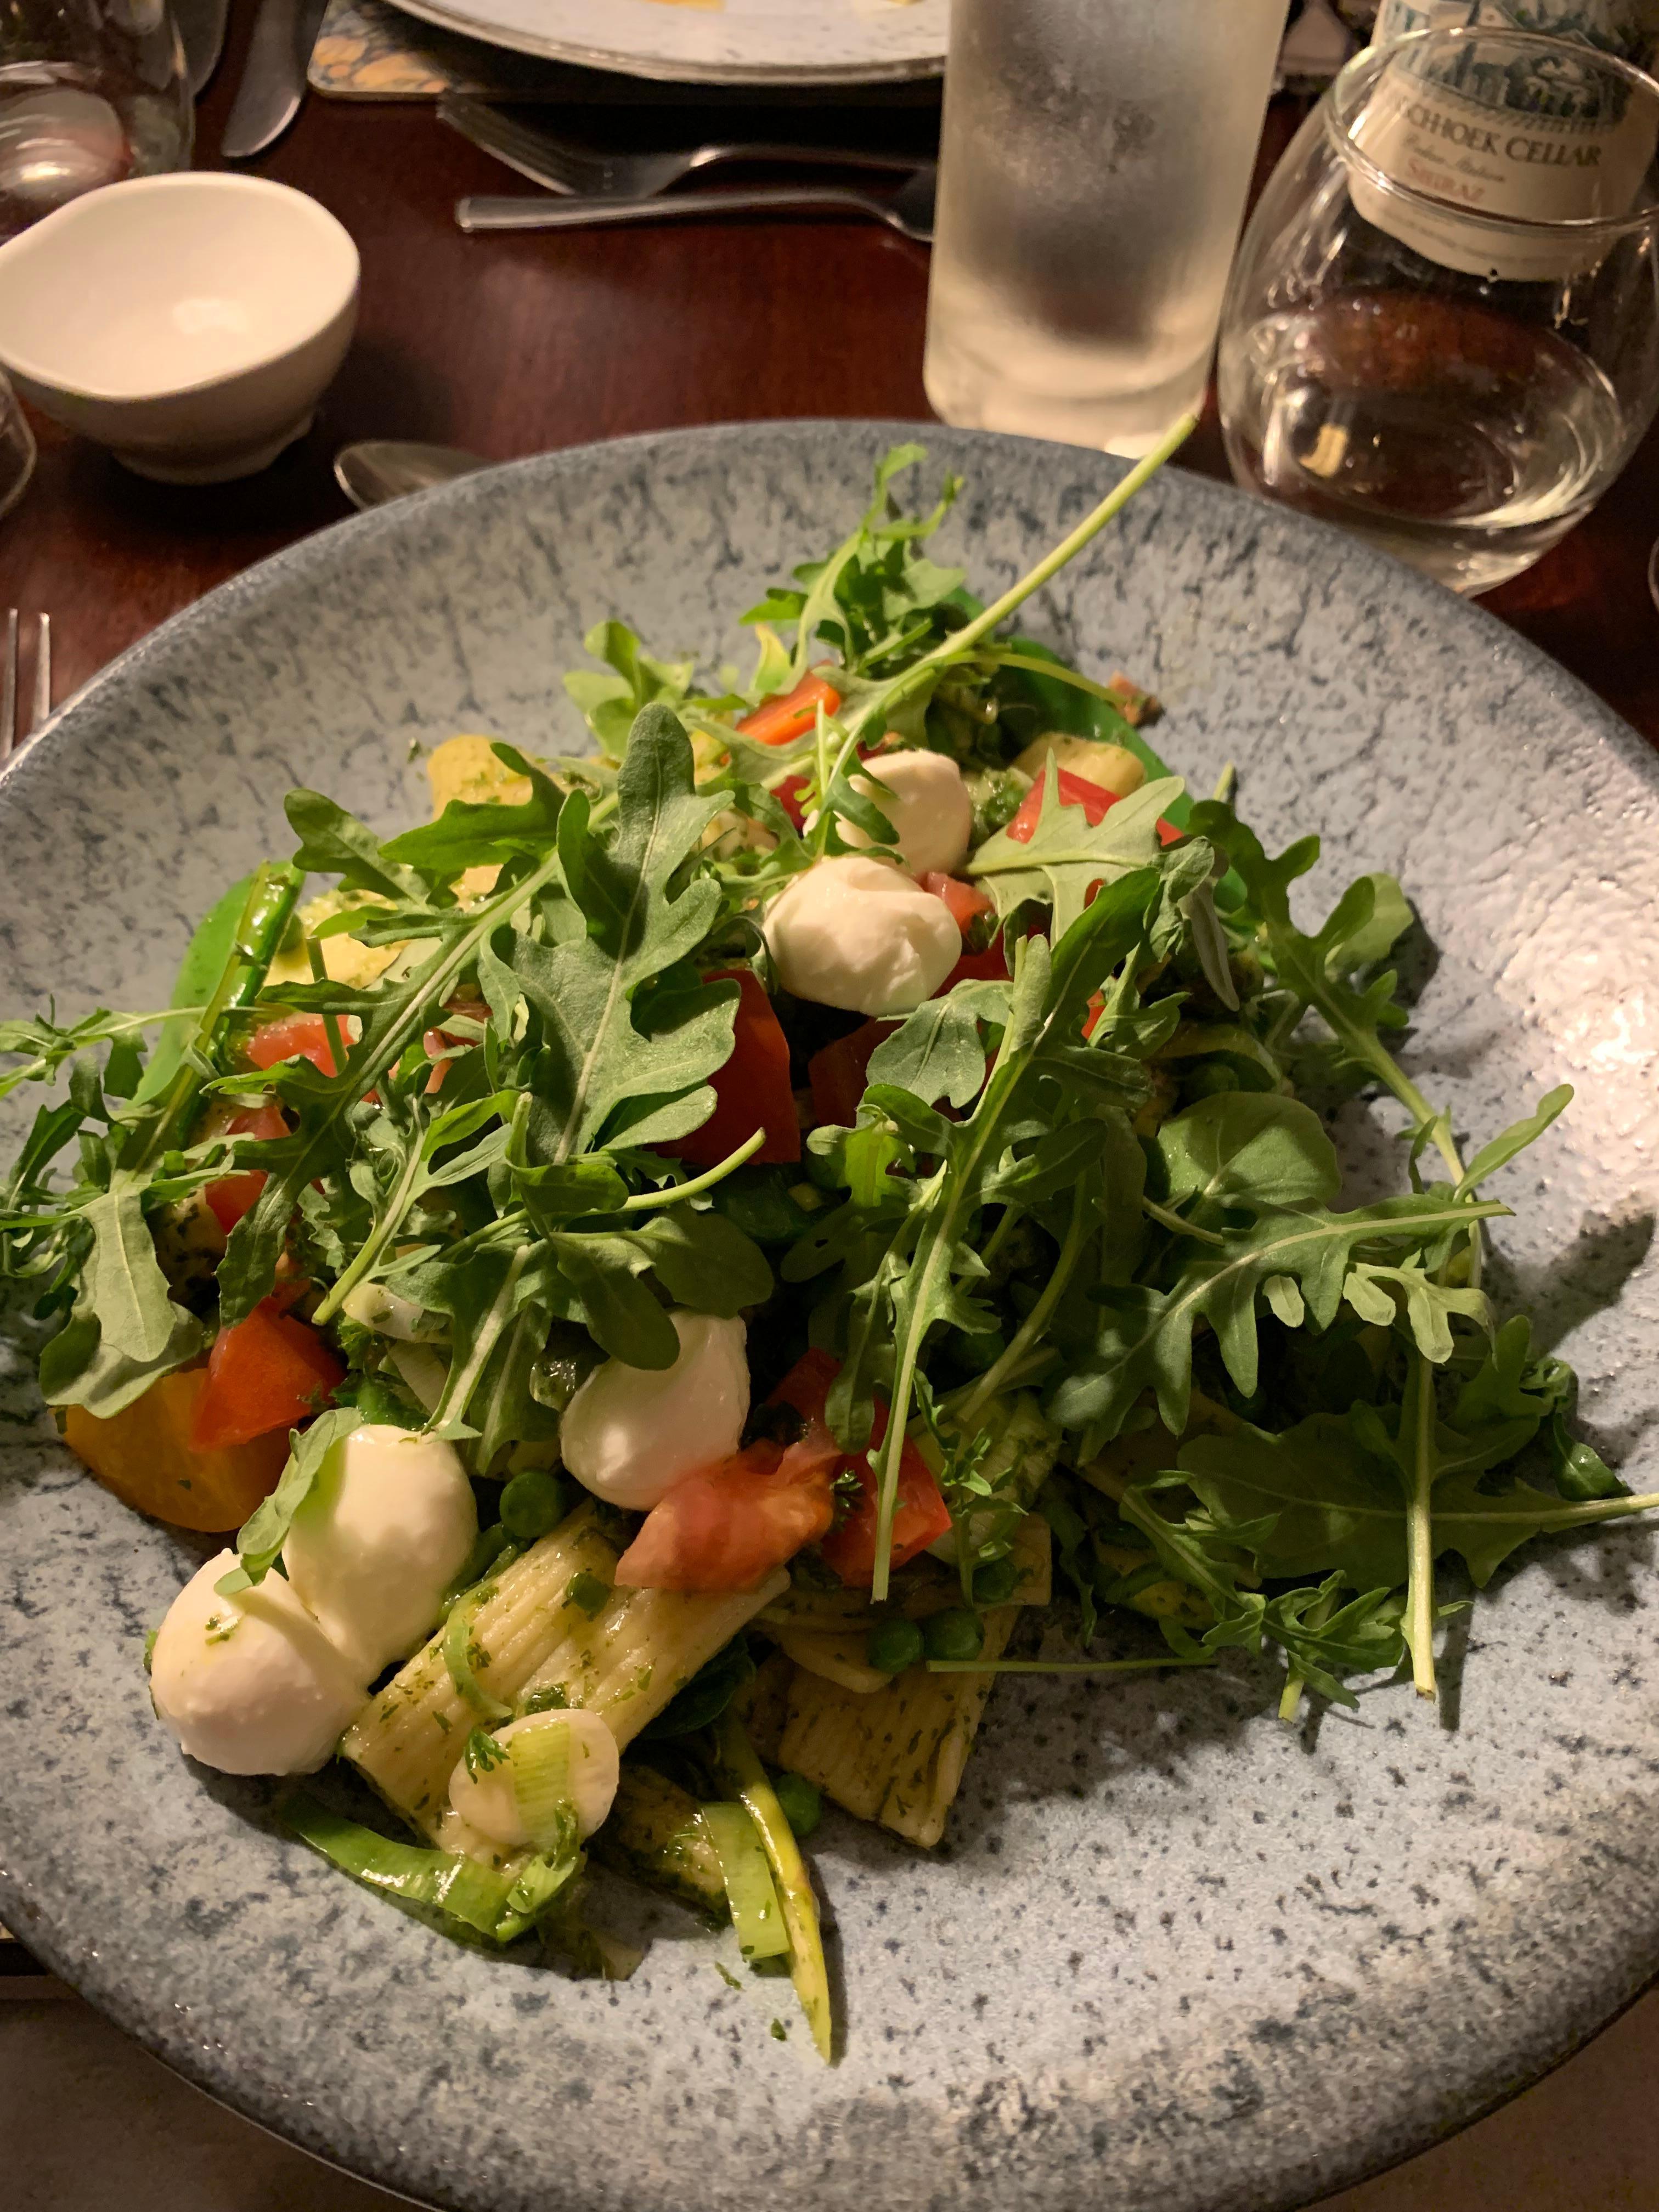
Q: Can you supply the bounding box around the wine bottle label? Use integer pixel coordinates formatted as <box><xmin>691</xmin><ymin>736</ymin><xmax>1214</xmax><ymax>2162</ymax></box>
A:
<box><xmin>1352</xmin><ymin>7</ymin><xmax>1659</xmax><ymax>276</ymax></box>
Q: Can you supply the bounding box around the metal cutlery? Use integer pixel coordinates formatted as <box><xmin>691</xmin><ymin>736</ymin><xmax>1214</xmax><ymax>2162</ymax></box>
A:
<box><xmin>456</xmin><ymin>168</ymin><xmax>936</xmax><ymax>243</ymax></box>
<box><xmin>172</xmin><ymin>0</ymin><xmax>231</xmax><ymax>97</ymax></box>
<box><xmin>1</xmin><ymin>610</ymin><xmax>52</xmax><ymax>765</ymax></box>
<box><xmin>222</xmin><ymin>0</ymin><xmax>330</xmax><ymax>159</ymax></box>
<box><xmin>438</xmin><ymin>97</ymin><xmax>928</xmax><ymax>202</ymax></box>
<box><xmin>335</xmin><ymin>442</ymin><xmax>487</xmax><ymax>510</ymax></box>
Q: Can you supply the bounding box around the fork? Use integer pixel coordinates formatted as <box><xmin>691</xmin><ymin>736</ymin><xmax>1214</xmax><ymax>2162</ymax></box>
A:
<box><xmin>438</xmin><ymin>97</ymin><xmax>925</xmax><ymax>201</ymax></box>
<box><xmin>458</xmin><ymin>168</ymin><xmax>937</xmax><ymax>242</ymax></box>
<box><xmin>1</xmin><ymin>610</ymin><xmax>52</xmax><ymax>765</ymax></box>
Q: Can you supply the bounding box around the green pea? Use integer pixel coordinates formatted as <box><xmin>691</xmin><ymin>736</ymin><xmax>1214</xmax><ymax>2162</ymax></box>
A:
<box><xmin>971</xmin><ymin>1556</ymin><xmax>1019</xmax><ymax>1607</ymax></box>
<box><xmin>866</xmin><ymin>1616</ymin><xmax>924</xmax><ymax>1674</ymax></box>
<box><xmin>499</xmin><ymin>1466</ymin><xmax>571</xmax><ymax>1544</ymax></box>
<box><xmin>922</xmin><ymin>1607</ymin><xmax>985</xmax><ymax>1663</ymax></box>
<box><xmin>771</xmin><ymin>1771</ymin><xmax>823</xmax><ymax>1838</ymax></box>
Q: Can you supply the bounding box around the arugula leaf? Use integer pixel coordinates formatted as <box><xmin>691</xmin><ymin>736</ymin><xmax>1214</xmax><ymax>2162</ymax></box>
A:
<box><xmin>80</xmin><ymin>1175</ymin><xmax>184</xmax><ymax>1363</ymax></box>
<box><xmin>626</xmin><ymin>1208</ymin><xmax>772</xmax><ymax>1317</ymax></box>
<box><xmin>286</xmin><ymin>791</ymin><xmax>431</xmax><ymax>904</ymax></box>
<box><xmin>562</xmin><ymin>620</ymin><xmax>696</xmax><ymax>758</ymax></box>
<box><xmin>866</xmin><ymin>997</ymin><xmax>991</xmax><ymax>1112</ymax></box>
<box><xmin>1342</xmin><ymin>1261</ymin><xmax>1490</xmax><ymax>1363</ymax></box>
<box><xmin>1454</xmin><ymin>1086</ymin><xmax>1573</xmax><ymax>1201</ymax></box>
<box><xmin>221</xmin><ymin>1406</ymin><xmax>363</xmax><ymax>1588</ymax></box>
<box><xmin>1095</xmin><ymin>1468</ymin><xmax>1405</xmax><ymax>1709</ymax></box>
<box><xmin>382</xmin><ymin>746</ymin><xmax>568</xmax><ymax>874</ymax></box>
<box><xmin>492</xmin><ymin>709</ymin><xmax>734</xmax><ymax>1162</ymax></box>
<box><xmin>311</xmin><ymin>1091</ymin><xmax>514</xmax><ymax>1327</ymax></box>
<box><xmin>966</xmin><ymin>761</ymin><xmax>1185</xmax><ymax>936</ymax></box>
<box><xmin>1053</xmin><ymin>1193</ymin><xmax>1508</xmax><ymax>1449</ymax></box>
<box><xmin>37</xmin><ymin>1299</ymin><xmax>205</xmax><ymax>1419</ymax></box>
<box><xmin>216</xmin><ymin>845</ymin><xmax>571</xmax><ymax>1326</ymax></box>
<box><xmin>1156</xmin><ymin>1094</ymin><xmax>1341</xmax><ymax>1223</ymax></box>
<box><xmin>1320</xmin><ymin>873</ymin><xmax>1412</xmax><ymax>976</ymax></box>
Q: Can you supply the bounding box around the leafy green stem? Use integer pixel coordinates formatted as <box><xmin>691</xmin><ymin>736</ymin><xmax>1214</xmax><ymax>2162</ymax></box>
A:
<box><xmin>974</xmin><ymin>651</ymin><xmax>1136</xmax><ymax>714</ymax></box>
<box><xmin>618</xmin><ymin>1126</ymin><xmax>765</xmax><ymax>1211</ymax></box>
<box><xmin>955</xmin><ymin>1176</ymin><xmax>1093</xmax><ymax>1430</ymax></box>
<box><xmin>823</xmin><ymin>416</ymin><xmax>1199</xmax><ymax>822</ymax></box>
<box><xmin>131</xmin><ymin>861</ymin><xmax>303</xmax><ymax>1174</ymax></box>
<box><xmin>1142</xmin><ymin>1196</ymin><xmax>1226</xmax><ymax>1248</ymax></box>
<box><xmin>430</xmin><ymin>1245</ymin><xmax>530</xmax><ymax>1435</ymax></box>
<box><xmin>1403</xmin><ymin>1353</ymin><xmax>1438</xmax><ymax>1700</ymax></box>
<box><xmin>310</xmin><ymin>1106</ymin><xmax>430</xmax><ymax>1327</ymax></box>
<box><xmin>866</xmin><ymin>950</ymin><xmax>1046</xmax><ymax>1599</ymax></box>
<box><xmin>928</xmin><ymin>1655</ymin><xmax>1217</xmax><ymax>1675</ymax></box>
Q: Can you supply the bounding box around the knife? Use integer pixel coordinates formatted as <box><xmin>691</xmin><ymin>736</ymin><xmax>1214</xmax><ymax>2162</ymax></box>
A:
<box><xmin>222</xmin><ymin>0</ymin><xmax>331</xmax><ymax>160</ymax></box>
<box><xmin>172</xmin><ymin>0</ymin><xmax>230</xmax><ymax>96</ymax></box>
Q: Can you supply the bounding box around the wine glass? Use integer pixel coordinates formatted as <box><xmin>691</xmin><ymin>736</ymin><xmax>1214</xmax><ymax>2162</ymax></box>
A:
<box><xmin>1217</xmin><ymin>26</ymin><xmax>1659</xmax><ymax>593</ymax></box>
<box><xmin>0</xmin><ymin>0</ymin><xmax>192</xmax><ymax>242</ymax></box>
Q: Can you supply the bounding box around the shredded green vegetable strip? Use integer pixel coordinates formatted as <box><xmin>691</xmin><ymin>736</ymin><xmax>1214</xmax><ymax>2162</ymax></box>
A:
<box><xmin>717</xmin><ymin>1714</ymin><xmax>832</xmax><ymax>2059</ymax></box>
<box><xmin>699</xmin><ymin>1802</ymin><xmax>791</xmax><ymax>1963</ymax></box>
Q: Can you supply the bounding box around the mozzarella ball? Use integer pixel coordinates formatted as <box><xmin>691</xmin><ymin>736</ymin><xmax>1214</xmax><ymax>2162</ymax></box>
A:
<box><xmin>840</xmin><ymin>750</ymin><xmax>974</xmax><ymax>876</ymax></box>
<box><xmin>282</xmin><ymin>1424</ymin><xmax>478</xmax><ymax>1680</ymax></box>
<box><xmin>150</xmin><ymin>1550</ymin><xmax>366</xmax><ymax>1776</ymax></box>
<box><xmin>447</xmin><ymin>1709</ymin><xmax>620</xmax><ymax>1846</ymax></box>
<box><xmin>561</xmin><ymin>1312</ymin><xmax>749</xmax><ymax>1511</ymax></box>
<box><xmin>763</xmin><ymin>856</ymin><xmax>961</xmax><ymax>1016</ymax></box>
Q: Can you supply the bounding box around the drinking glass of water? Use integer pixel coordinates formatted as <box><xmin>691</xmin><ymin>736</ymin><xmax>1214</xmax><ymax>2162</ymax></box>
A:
<box><xmin>1217</xmin><ymin>25</ymin><xmax>1659</xmax><ymax>593</ymax></box>
<box><xmin>923</xmin><ymin>0</ymin><xmax>1292</xmax><ymax>459</ymax></box>
<box><xmin>0</xmin><ymin>0</ymin><xmax>191</xmax><ymax>242</ymax></box>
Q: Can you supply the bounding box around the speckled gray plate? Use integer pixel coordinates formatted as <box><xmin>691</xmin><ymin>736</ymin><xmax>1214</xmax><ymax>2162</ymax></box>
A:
<box><xmin>381</xmin><ymin>0</ymin><xmax>944</xmax><ymax>84</ymax></box>
<box><xmin>3</xmin><ymin>422</ymin><xmax>1658</xmax><ymax>2212</ymax></box>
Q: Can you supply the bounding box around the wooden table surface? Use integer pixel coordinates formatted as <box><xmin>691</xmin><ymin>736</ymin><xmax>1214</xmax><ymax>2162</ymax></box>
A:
<box><xmin>5</xmin><ymin>20</ymin><xmax>1659</xmax><ymax>2212</ymax></box>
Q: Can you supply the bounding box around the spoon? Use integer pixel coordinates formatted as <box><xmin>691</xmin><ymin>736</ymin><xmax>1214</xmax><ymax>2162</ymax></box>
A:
<box><xmin>334</xmin><ymin>441</ymin><xmax>487</xmax><ymax>511</ymax></box>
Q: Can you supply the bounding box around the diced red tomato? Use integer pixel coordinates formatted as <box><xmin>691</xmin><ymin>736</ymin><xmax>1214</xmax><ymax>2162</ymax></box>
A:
<box><xmin>612</xmin><ymin>1438</ymin><xmax>838</xmax><ymax>1594</ymax></box>
<box><xmin>617</xmin><ymin>1349</ymin><xmax>844</xmax><ymax>1592</ymax></box>
<box><xmin>613</xmin><ymin>1348</ymin><xmax>951</xmax><ymax>1594</ymax></box>
<box><xmin>807</xmin><ymin>1018</ymin><xmax>896</xmax><ymax>1128</ymax></box>
<box><xmin>938</xmin><ymin>942</ymin><xmax>1011</xmax><ymax>995</ymax></box>
<box><xmin>774</xmin><ymin>773</ymin><xmax>811</xmax><ymax>831</ymax></box>
<box><xmin>189</xmin><ymin>1300</ymin><xmax>345</xmax><ymax>1453</ymax></box>
<box><xmin>247</xmin><ymin>1013</ymin><xmax>345</xmax><ymax>1079</ymax></box>
<box><xmin>1006</xmin><ymin>768</ymin><xmax>1121</xmax><ymax>844</ymax></box>
<box><xmin>422</xmin><ymin>1026</ymin><xmax>452</xmax><ymax>1096</ymax></box>
<box><xmin>736</xmin><ymin>670</ymin><xmax>842</xmax><ymax>748</ymax></box>
<box><xmin>202</xmin><ymin>1101</ymin><xmax>288</xmax><ymax>1235</ymax></box>
<box><xmin>661</xmin><ymin>969</ymin><xmax>800</xmax><ymax>1167</ymax></box>
<box><xmin>821</xmin><ymin>1431</ymin><xmax>951</xmax><ymax>1587</ymax></box>
<box><xmin>772</xmin><ymin>1348</ymin><xmax>951</xmax><ymax>1587</ymax></box>
<box><xmin>919</xmin><ymin>871</ymin><xmax>995</xmax><ymax>936</ymax></box>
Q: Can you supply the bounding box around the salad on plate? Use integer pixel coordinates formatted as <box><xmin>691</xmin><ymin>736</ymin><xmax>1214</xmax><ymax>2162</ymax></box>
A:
<box><xmin>3</xmin><ymin>434</ymin><xmax>1652</xmax><ymax>2057</ymax></box>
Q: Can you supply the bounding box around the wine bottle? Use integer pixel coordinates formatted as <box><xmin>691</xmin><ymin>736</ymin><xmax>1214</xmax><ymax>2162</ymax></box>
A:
<box><xmin>1351</xmin><ymin>3</ymin><xmax>1659</xmax><ymax>276</ymax></box>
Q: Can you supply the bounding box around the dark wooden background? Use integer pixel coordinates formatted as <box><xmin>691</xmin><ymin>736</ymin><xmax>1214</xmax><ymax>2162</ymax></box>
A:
<box><xmin>2</xmin><ymin>55</ymin><xmax>1658</xmax><ymax>748</ymax></box>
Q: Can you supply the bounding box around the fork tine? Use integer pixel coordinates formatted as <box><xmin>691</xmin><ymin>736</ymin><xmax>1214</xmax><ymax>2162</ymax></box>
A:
<box><xmin>0</xmin><ymin>608</ymin><xmax>16</xmax><ymax>766</ymax></box>
<box><xmin>441</xmin><ymin>99</ymin><xmax>602</xmax><ymax>196</ymax></box>
<box><xmin>476</xmin><ymin>117</ymin><xmax>601</xmax><ymax>195</ymax></box>
<box><xmin>31</xmin><ymin>612</ymin><xmax>49</xmax><ymax>736</ymax></box>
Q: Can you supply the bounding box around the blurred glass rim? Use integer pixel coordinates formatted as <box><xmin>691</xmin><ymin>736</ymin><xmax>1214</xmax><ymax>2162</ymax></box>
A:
<box><xmin>1323</xmin><ymin>24</ymin><xmax>1659</xmax><ymax>242</ymax></box>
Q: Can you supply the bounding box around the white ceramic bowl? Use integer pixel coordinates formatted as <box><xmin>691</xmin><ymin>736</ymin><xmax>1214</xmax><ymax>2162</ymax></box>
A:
<box><xmin>0</xmin><ymin>173</ymin><xmax>359</xmax><ymax>484</ymax></box>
